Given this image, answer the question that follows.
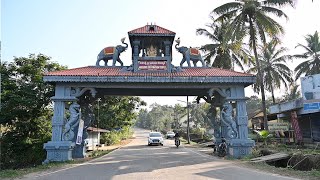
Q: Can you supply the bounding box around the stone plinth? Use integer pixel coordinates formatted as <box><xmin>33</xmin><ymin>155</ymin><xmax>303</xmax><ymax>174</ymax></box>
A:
<box><xmin>228</xmin><ymin>139</ymin><xmax>255</xmax><ymax>158</ymax></box>
<box><xmin>43</xmin><ymin>141</ymin><xmax>75</xmax><ymax>163</ymax></box>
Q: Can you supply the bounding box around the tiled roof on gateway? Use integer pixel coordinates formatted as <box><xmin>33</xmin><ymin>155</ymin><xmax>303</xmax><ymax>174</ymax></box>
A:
<box><xmin>45</xmin><ymin>66</ymin><xmax>254</xmax><ymax>77</ymax></box>
<box><xmin>128</xmin><ymin>24</ymin><xmax>175</xmax><ymax>35</ymax></box>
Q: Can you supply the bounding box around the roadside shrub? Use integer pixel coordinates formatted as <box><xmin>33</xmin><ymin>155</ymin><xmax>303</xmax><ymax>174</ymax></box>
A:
<box><xmin>101</xmin><ymin>126</ymin><xmax>133</xmax><ymax>146</ymax></box>
<box><xmin>190</xmin><ymin>128</ymin><xmax>205</xmax><ymax>138</ymax></box>
<box><xmin>0</xmin><ymin>118</ymin><xmax>51</xmax><ymax>169</ymax></box>
<box><xmin>118</xmin><ymin>126</ymin><xmax>133</xmax><ymax>140</ymax></box>
<box><xmin>101</xmin><ymin>131</ymin><xmax>121</xmax><ymax>146</ymax></box>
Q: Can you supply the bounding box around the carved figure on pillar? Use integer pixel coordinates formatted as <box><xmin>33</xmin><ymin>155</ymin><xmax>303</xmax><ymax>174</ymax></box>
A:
<box><xmin>63</xmin><ymin>102</ymin><xmax>81</xmax><ymax>141</ymax></box>
<box><xmin>72</xmin><ymin>102</ymin><xmax>95</xmax><ymax>158</ymax></box>
<box><xmin>197</xmin><ymin>95</ymin><xmax>221</xmax><ymax>138</ymax></box>
<box><xmin>221</xmin><ymin>101</ymin><xmax>238</xmax><ymax>139</ymax></box>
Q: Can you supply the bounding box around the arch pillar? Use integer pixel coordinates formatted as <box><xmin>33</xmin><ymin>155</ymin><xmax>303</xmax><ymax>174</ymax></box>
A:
<box><xmin>44</xmin><ymin>85</ymin><xmax>77</xmax><ymax>163</ymax></box>
<box><xmin>227</xmin><ymin>86</ymin><xmax>255</xmax><ymax>158</ymax></box>
<box><xmin>44</xmin><ymin>85</ymin><xmax>97</xmax><ymax>163</ymax></box>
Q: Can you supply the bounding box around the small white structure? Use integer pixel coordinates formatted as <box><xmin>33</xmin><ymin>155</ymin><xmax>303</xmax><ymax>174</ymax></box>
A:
<box><xmin>85</xmin><ymin>127</ymin><xmax>109</xmax><ymax>151</ymax></box>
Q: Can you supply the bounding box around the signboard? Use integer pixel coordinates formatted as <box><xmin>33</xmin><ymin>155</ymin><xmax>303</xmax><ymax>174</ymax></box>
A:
<box><xmin>138</xmin><ymin>60</ymin><xmax>167</xmax><ymax>71</ymax></box>
<box><xmin>303</xmin><ymin>102</ymin><xmax>320</xmax><ymax>110</ymax></box>
<box><xmin>76</xmin><ymin>119</ymin><xmax>84</xmax><ymax>145</ymax></box>
<box><xmin>301</xmin><ymin>74</ymin><xmax>320</xmax><ymax>111</ymax></box>
<box><xmin>301</xmin><ymin>74</ymin><xmax>320</xmax><ymax>100</ymax></box>
<box><xmin>268</xmin><ymin>122</ymin><xmax>289</xmax><ymax>131</ymax></box>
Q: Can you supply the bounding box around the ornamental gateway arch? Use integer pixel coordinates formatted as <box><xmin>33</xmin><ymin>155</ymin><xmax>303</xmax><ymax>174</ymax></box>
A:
<box><xmin>43</xmin><ymin>24</ymin><xmax>256</xmax><ymax>163</ymax></box>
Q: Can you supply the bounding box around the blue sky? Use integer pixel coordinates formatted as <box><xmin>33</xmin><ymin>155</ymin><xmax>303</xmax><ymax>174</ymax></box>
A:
<box><xmin>2</xmin><ymin>0</ymin><xmax>320</xmax><ymax>106</ymax></box>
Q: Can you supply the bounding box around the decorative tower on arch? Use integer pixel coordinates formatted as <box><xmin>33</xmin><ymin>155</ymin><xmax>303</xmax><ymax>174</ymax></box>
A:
<box><xmin>128</xmin><ymin>24</ymin><xmax>176</xmax><ymax>72</ymax></box>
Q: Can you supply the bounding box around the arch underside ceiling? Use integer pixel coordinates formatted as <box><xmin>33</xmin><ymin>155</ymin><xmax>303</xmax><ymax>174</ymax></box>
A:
<box><xmin>56</xmin><ymin>82</ymin><xmax>247</xmax><ymax>96</ymax></box>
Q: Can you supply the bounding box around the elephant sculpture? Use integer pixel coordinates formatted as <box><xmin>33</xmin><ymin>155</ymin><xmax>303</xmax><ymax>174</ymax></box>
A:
<box><xmin>96</xmin><ymin>37</ymin><xmax>128</xmax><ymax>67</ymax></box>
<box><xmin>175</xmin><ymin>38</ymin><xmax>206</xmax><ymax>67</ymax></box>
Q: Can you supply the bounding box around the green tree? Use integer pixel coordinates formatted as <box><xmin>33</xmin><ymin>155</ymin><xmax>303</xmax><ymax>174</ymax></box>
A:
<box><xmin>189</xmin><ymin>103</ymin><xmax>211</xmax><ymax>129</ymax></box>
<box><xmin>136</xmin><ymin>104</ymin><xmax>180</xmax><ymax>132</ymax></box>
<box><xmin>246</xmin><ymin>95</ymin><xmax>262</xmax><ymax>112</ymax></box>
<box><xmin>0</xmin><ymin>54</ymin><xmax>66</xmax><ymax>169</ymax></box>
<box><xmin>172</xmin><ymin>104</ymin><xmax>186</xmax><ymax>130</ymax></box>
<box><xmin>196</xmin><ymin>18</ymin><xmax>249</xmax><ymax>71</ymax></box>
<box><xmin>293</xmin><ymin>31</ymin><xmax>320</xmax><ymax>79</ymax></box>
<box><xmin>148</xmin><ymin>104</ymin><xmax>174</xmax><ymax>132</ymax></box>
<box><xmin>248</xmin><ymin>39</ymin><xmax>293</xmax><ymax>104</ymax></box>
<box><xmin>0</xmin><ymin>54</ymin><xmax>66</xmax><ymax>125</ymax></box>
<box><xmin>281</xmin><ymin>82</ymin><xmax>301</xmax><ymax>102</ymax></box>
<box><xmin>136</xmin><ymin>108</ymin><xmax>150</xmax><ymax>128</ymax></box>
<box><xmin>95</xmin><ymin>96</ymin><xmax>145</xmax><ymax>130</ymax></box>
<box><xmin>212</xmin><ymin>0</ymin><xmax>294</xmax><ymax>130</ymax></box>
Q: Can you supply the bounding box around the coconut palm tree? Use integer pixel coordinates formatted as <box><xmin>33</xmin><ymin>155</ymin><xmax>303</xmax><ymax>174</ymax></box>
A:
<box><xmin>294</xmin><ymin>31</ymin><xmax>320</xmax><ymax>80</ymax></box>
<box><xmin>248</xmin><ymin>39</ymin><xmax>293</xmax><ymax>104</ymax></box>
<box><xmin>211</xmin><ymin>0</ymin><xmax>294</xmax><ymax>130</ymax></box>
<box><xmin>282</xmin><ymin>82</ymin><xmax>301</xmax><ymax>102</ymax></box>
<box><xmin>196</xmin><ymin>18</ymin><xmax>250</xmax><ymax>71</ymax></box>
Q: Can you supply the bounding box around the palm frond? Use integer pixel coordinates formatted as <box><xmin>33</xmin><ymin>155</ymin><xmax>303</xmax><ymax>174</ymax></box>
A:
<box><xmin>260</xmin><ymin>6</ymin><xmax>289</xmax><ymax>19</ymax></box>
<box><xmin>262</xmin><ymin>0</ymin><xmax>295</xmax><ymax>8</ymax></box>
<box><xmin>212</xmin><ymin>2</ymin><xmax>242</xmax><ymax>16</ymax></box>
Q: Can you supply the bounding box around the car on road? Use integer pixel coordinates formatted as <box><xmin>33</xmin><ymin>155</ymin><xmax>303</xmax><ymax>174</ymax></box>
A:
<box><xmin>148</xmin><ymin>132</ymin><xmax>164</xmax><ymax>146</ymax></box>
<box><xmin>166</xmin><ymin>131</ymin><xmax>175</xmax><ymax>139</ymax></box>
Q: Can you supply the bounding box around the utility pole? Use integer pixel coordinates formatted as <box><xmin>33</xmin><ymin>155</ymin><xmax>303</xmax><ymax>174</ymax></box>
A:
<box><xmin>178</xmin><ymin>97</ymin><xmax>191</xmax><ymax>144</ymax></box>
<box><xmin>186</xmin><ymin>96</ymin><xmax>190</xmax><ymax>144</ymax></box>
<box><xmin>97</xmin><ymin>98</ymin><xmax>101</xmax><ymax>150</ymax></box>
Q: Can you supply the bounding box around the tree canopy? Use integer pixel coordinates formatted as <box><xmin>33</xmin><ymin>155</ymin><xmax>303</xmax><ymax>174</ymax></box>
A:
<box><xmin>294</xmin><ymin>31</ymin><xmax>320</xmax><ymax>80</ymax></box>
<box><xmin>0</xmin><ymin>54</ymin><xmax>67</xmax><ymax>125</ymax></box>
<box><xmin>211</xmin><ymin>0</ymin><xmax>294</xmax><ymax>130</ymax></box>
<box><xmin>0</xmin><ymin>54</ymin><xmax>67</xmax><ymax>169</ymax></box>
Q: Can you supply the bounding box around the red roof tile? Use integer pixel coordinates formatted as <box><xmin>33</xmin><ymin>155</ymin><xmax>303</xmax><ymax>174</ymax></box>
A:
<box><xmin>87</xmin><ymin>127</ymin><xmax>109</xmax><ymax>133</ymax></box>
<box><xmin>128</xmin><ymin>24</ymin><xmax>175</xmax><ymax>35</ymax></box>
<box><xmin>45</xmin><ymin>66</ymin><xmax>254</xmax><ymax>77</ymax></box>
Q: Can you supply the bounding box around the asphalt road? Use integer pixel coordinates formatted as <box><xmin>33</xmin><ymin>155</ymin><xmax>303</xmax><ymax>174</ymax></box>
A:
<box><xmin>23</xmin><ymin>128</ymin><xmax>299</xmax><ymax>180</ymax></box>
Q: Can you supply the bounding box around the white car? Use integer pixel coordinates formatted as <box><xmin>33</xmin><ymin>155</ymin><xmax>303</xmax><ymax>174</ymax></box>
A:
<box><xmin>166</xmin><ymin>131</ymin><xmax>175</xmax><ymax>139</ymax></box>
<box><xmin>148</xmin><ymin>132</ymin><xmax>164</xmax><ymax>146</ymax></box>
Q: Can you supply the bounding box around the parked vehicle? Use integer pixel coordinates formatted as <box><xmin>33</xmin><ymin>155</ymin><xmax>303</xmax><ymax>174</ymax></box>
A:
<box><xmin>217</xmin><ymin>138</ymin><xmax>227</xmax><ymax>157</ymax></box>
<box><xmin>148</xmin><ymin>132</ymin><xmax>164</xmax><ymax>146</ymax></box>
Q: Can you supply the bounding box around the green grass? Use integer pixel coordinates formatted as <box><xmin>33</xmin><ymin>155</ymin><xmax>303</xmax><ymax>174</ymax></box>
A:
<box><xmin>180</xmin><ymin>138</ymin><xmax>198</xmax><ymax>146</ymax></box>
<box><xmin>0</xmin><ymin>169</ymin><xmax>21</xmax><ymax>179</ymax></box>
<box><xmin>0</xmin><ymin>162</ymin><xmax>69</xmax><ymax>179</ymax></box>
<box><xmin>0</xmin><ymin>149</ymin><xmax>114</xmax><ymax>179</ymax></box>
<box><xmin>87</xmin><ymin>149</ymin><xmax>113</xmax><ymax>158</ymax></box>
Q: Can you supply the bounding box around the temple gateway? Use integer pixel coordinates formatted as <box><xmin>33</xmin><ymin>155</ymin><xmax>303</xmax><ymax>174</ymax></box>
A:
<box><xmin>43</xmin><ymin>24</ymin><xmax>256</xmax><ymax>163</ymax></box>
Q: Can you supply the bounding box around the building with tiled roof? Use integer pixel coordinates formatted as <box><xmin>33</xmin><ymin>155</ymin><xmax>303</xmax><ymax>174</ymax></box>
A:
<box><xmin>128</xmin><ymin>24</ymin><xmax>176</xmax><ymax>36</ymax></box>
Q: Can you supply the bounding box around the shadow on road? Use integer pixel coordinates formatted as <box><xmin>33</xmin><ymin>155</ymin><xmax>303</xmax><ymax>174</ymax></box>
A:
<box><xmin>83</xmin><ymin>140</ymin><xmax>227</xmax><ymax>179</ymax></box>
